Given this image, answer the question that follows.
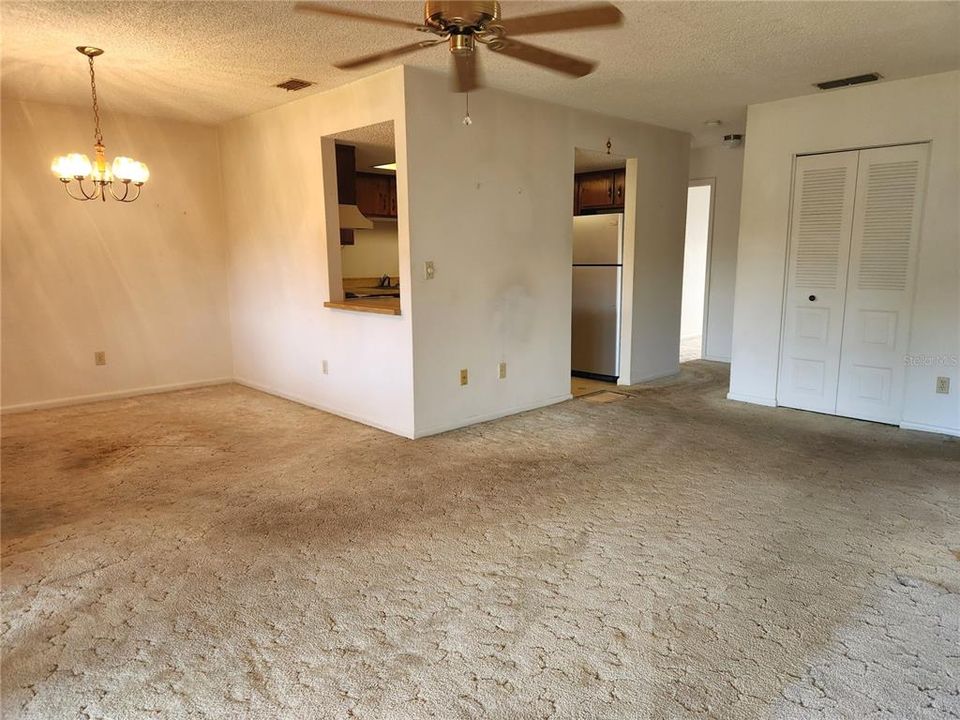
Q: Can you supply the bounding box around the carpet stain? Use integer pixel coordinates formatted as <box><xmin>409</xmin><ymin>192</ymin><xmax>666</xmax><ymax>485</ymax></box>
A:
<box><xmin>2</xmin><ymin>361</ymin><xmax>958</xmax><ymax>719</ymax></box>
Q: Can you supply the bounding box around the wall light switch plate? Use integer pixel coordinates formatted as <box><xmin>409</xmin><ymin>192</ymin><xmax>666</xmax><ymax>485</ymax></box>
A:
<box><xmin>460</xmin><ymin>368</ymin><xmax>468</xmax><ymax>386</ymax></box>
<box><xmin>424</xmin><ymin>261</ymin><xmax>435</xmax><ymax>280</ymax></box>
<box><xmin>498</xmin><ymin>362</ymin><xmax>507</xmax><ymax>379</ymax></box>
<box><xmin>94</xmin><ymin>351</ymin><xmax>106</xmax><ymax>366</ymax></box>
<box><xmin>936</xmin><ymin>376</ymin><xmax>950</xmax><ymax>394</ymax></box>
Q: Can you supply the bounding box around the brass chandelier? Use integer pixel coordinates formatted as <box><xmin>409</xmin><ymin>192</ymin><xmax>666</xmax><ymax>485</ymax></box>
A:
<box><xmin>51</xmin><ymin>47</ymin><xmax>149</xmax><ymax>202</ymax></box>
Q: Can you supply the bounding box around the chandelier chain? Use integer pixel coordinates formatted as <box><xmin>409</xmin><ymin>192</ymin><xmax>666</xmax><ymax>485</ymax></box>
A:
<box><xmin>88</xmin><ymin>55</ymin><xmax>103</xmax><ymax>146</ymax></box>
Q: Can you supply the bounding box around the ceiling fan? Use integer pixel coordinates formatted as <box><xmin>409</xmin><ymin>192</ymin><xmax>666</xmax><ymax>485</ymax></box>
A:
<box><xmin>294</xmin><ymin>1</ymin><xmax>624</xmax><ymax>92</ymax></box>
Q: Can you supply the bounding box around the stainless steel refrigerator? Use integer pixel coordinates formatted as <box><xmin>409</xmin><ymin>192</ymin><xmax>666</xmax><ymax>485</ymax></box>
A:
<box><xmin>572</xmin><ymin>213</ymin><xmax>623</xmax><ymax>380</ymax></box>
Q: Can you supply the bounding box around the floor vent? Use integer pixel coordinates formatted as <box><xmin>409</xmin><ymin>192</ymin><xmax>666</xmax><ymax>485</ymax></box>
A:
<box><xmin>275</xmin><ymin>78</ymin><xmax>314</xmax><ymax>92</ymax></box>
<box><xmin>815</xmin><ymin>73</ymin><xmax>882</xmax><ymax>90</ymax></box>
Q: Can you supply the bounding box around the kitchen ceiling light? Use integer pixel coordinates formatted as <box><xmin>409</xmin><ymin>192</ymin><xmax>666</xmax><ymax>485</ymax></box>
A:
<box><xmin>50</xmin><ymin>47</ymin><xmax>149</xmax><ymax>203</ymax></box>
<box><xmin>373</xmin><ymin>162</ymin><xmax>398</xmax><ymax>171</ymax></box>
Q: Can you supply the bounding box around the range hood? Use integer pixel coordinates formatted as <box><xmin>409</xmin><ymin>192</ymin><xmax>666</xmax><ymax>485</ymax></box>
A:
<box><xmin>338</xmin><ymin>203</ymin><xmax>373</xmax><ymax>230</ymax></box>
<box><xmin>335</xmin><ymin>143</ymin><xmax>372</xmax><ymax>241</ymax></box>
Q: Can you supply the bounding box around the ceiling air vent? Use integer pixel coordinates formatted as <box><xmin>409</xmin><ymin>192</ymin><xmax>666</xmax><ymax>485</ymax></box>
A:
<box><xmin>815</xmin><ymin>73</ymin><xmax>882</xmax><ymax>90</ymax></box>
<box><xmin>275</xmin><ymin>78</ymin><xmax>314</xmax><ymax>92</ymax></box>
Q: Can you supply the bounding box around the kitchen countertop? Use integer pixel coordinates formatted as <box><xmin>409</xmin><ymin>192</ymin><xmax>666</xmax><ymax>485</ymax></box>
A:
<box><xmin>324</xmin><ymin>297</ymin><xmax>401</xmax><ymax>315</ymax></box>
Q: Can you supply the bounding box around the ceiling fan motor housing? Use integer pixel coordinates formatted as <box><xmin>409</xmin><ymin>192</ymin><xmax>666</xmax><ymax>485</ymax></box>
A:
<box><xmin>424</xmin><ymin>1</ymin><xmax>500</xmax><ymax>32</ymax></box>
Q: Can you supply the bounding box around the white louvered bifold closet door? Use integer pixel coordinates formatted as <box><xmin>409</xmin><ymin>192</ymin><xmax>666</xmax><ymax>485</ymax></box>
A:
<box><xmin>777</xmin><ymin>151</ymin><xmax>859</xmax><ymax>414</ymax></box>
<box><xmin>835</xmin><ymin>144</ymin><xmax>928</xmax><ymax>424</ymax></box>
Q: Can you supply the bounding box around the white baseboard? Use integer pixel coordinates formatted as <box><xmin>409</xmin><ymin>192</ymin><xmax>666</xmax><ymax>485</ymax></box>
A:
<box><xmin>702</xmin><ymin>353</ymin><xmax>732</xmax><ymax>363</ymax></box>
<box><xmin>233</xmin><ymin>377</ymin><xmax>415</xmax><ymax>439</ymax></box>
<box><xmin>413</xmin><ymin>393</ymin><xmax>572</xmax><ymax>438</ymax></box>
<box><xmin>626</xmin><ymin>368</ymin><xmax>679</xmax><ymax>385</ymax></box>
<box><xmin>726</xmin><ymin>391</ymin><xmax>778</xmax><ymax>407</ymax></box>
<box><xmin>899</xmin><ymin>421</ymin><xmax>960</xmax><ymax>438</ymax></box>
<box><xmin>1</xmin><ymin>378</ymin><xmax>233</xmax><ymax>414</ymax></box>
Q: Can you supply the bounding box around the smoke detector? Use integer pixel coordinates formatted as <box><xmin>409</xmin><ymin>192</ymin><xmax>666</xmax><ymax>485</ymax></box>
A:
<box><xmin>721</xmin><ymin>134</ymin><xmax>743</xmax><ymax>149</ymax></box>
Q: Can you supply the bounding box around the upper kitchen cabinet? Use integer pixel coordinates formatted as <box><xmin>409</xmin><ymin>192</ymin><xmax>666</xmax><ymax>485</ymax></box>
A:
<box><xmin>356</xmin><ymin>172</ymin><xmax>398</xmax><ymax>219</ymax></box>
<box><xmin>613</xmin><ymin>169</ymin><xmax>626</xmax><ymax>207</ymax></box>
<box><xmin>577</xmin><ymin>171</ymin><xmax>615</xmax><ymax>210</ymax></box>
<box><xmin>575</xmin><ymin>170</ymin><xmax>625</xmax><ymax>214</ymax></box>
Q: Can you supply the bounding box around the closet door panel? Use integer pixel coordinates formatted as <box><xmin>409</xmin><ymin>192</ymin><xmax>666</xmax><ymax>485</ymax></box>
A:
<box><xmin>836</xmin><ymin>143</ymin><xmax>928</xmax><ymax>424</ymax></box>
<box><xmin>777</xmin><ymin>151</ymin><xmax>860</xmax><ymax>414</ymax></box>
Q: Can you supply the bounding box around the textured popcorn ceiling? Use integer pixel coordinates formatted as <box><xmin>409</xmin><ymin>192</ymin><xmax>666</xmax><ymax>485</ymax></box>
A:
<box><xmin>575</xmin><ymin>147</ymin><xmax>626</xmax><ymax>172</ymax></box>
<box><xmin>1</xmin><ymin>1</ymin><xmax>958</xmax><ymax>145</ymax></box>
<box><xmin>332</xmin><ymin>120</ymin><xmax>396</xmax><ymax>171</ymax></box>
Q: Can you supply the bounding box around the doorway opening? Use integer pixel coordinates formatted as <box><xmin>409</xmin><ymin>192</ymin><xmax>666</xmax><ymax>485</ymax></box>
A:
<box><xmin>570</xmin><ymin>147</ymin><xmax>628</xmax><ymax>397</ymax></box>
<box><xmin>680</xmin><ymin>181</ymin><xmax>713</xmax><ymax>363</ymax></box>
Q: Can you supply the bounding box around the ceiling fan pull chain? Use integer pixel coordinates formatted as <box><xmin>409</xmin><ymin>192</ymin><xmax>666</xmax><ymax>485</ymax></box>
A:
<box><xmin>463</xmin><ymin>92</ymin><xmax>472</xmax><ymax>126</ymax></box>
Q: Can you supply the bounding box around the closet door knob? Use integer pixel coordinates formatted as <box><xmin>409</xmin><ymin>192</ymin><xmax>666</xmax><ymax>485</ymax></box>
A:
<box><xmin>808</xmin><ymin>295</ymin><xmax>817</xmax><ymax>302</ymax></box>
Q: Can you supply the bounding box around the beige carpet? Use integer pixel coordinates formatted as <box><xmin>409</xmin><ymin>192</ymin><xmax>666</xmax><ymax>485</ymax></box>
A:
<box><xmin>3</xmin><ymin>362</ymin><xmax>959</xmax><ymax>719</ymax></box>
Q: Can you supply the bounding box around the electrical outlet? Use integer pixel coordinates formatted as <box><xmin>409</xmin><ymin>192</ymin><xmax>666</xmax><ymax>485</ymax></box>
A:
<box><xmin>94</xmin><ymin>351</ymin><xmax>106</xmax><ymax>366</ymax></box>
<box><xmin>936</xmin><ymin>376</ymin><xmax>950</xmax><ymax>394</ymax></box>
<box><xmin>498</xmin><ymin>361</ymin><xmax>507</xmax><ymax>379</ymax></box>
<box><xmin>424</xmin><ymin>261</ymin><xmax>435</xmax><ymax>280</ymax></box>
<box><xmin>460</xmin><ymin>368</ymin><xmax>468</xmax><ymax>386</ymax></box>
<box><xmin>321</xmin><ymin>360</ymin><xmax>329</xmax><ymax>375</ymax></box>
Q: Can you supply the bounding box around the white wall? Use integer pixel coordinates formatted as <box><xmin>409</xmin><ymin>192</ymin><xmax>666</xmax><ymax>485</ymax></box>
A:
<box><xmin>689</xmin><ymin>145</ymin><xmax>743</xmax><ymax>361</ymax></box>
<box><xmin>218</xmin><ymin>67</ymin><xmax>417</xmax><ymax>437</ymax></box>
<box><xmin>341</xmin><ymin>221</ymin><xmax>399</xmax><ymax>278</ymax></box>
<box><xmin>681</xmin><ymin>184</ymin><xmax>711</xmax><ymax>340</ymax></box>
<box><xmin>730</xmin><ymin>71</ymin><xmax>959</xmax><ymax>435</ymax></box>
<box><xmin>403</xmin><ymin>68</ymin><xmax>689</xmax><ymax>436</ymax></box>
<box><xmin>1</xmin><ymin>100</ymin><xmax>232</xmax><ymax>410</ymax></box>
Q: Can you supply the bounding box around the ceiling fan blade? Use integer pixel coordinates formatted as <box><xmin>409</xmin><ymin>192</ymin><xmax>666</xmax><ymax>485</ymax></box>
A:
<box><xmin>294</xmin><ymin>2</ymin><xmax>423</xmax><ymax>30</ymax></box>
<box><xmin>490</xmin><ymin>39</ymin><xmax>595</xmax><ymax>78</ymax></box>
<box><xmin>452</xmin><ymin>52</ymin><xmax>480</xmax><ymax>93</ymax></box>
<box><xmin>334</xmin><ymin>41</ymin><xmax>438</xmax><ymax>70</ymax></box>
<box><xmin>496</xmin><ymin>2</ymin><xmax>623</xmax><ymax>36</ymax></box>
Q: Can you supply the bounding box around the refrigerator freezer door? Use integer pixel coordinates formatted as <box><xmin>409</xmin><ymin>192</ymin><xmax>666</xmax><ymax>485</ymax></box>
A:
<box><xmin>572</xmin><ymin>214</ymin><xmax>623</xmax><ymax>265</ymax></box>
<box><xmin>571</xmin><ymin>265</ymin><xmax>622</xmax><ymax>377</ymax></box>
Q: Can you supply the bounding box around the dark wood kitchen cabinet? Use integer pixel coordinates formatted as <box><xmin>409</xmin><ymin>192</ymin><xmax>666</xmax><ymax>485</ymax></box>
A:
<box><xmin>356</xmin><ymin>172</ymin><xmax>398</xmax><ymax>219</ymax></box>
<box><xmin>574</xmin><ymin>169</ymin><xmax>626</xmax><ymax>215</ymax></box>
<box><xmin>613</xmin><ymin>168</ymin><xmax>626</xmax><ymax>206</ymax></box>
<box><xmin>577</xmin><ymin>172</ymin><xmax>615</xmax><ymax>210</ymax></box>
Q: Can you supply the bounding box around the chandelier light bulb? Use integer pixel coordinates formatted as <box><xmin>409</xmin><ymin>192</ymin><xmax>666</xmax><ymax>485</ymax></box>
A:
<box><xmin>112</xmin><ymin>156</ymin><xmax>136</xmax><ymax>182</ymax></box>
<box><xmin>51</xmin><ymin>153</ymin><xmax>92</xmax><ymax>180</ymax></box>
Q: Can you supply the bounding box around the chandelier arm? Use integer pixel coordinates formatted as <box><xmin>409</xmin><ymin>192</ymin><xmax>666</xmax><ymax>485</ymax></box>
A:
<box><xmin>84</xmin><ymin>179</ymin><xmax>103</xmax><ymax>201</ymax></box>
<box><xmin>108</xmin><ymin>181</ymin><xmax>130</xmax><ymax>202</ymax></box>
<box><xmin>61</xmin><ymin>178</ymin><xmax>100</xmax><ymax>202</ymax></box>
<box><xmin>63</xmin><ymin>181</ymin><xmax>93</xmax><ymax>201</ymax></box>
<box><xmin>125</xmin><ymin>184</ymin><xmax>143</xmax><ymax>203</ymax></box>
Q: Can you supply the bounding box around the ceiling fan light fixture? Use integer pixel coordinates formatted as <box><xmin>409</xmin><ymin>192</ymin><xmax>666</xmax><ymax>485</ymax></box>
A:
<box><xmin>450</xmin><ymin>33</ymin><xmax>476</xmax><ymax>55</ymax></box>
<box><xmin>297</xmin><ymin>1</ymin><xmax>623</xmax><ymax>93</ymax></box>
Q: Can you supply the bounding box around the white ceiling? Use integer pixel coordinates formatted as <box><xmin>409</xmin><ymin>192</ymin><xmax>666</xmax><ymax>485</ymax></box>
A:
<box><xmin>2</xmin><ymin>1</ymin><xmax>958</xmax><ymax>146</ymax></box>
<box><xmin>575</xmin><ymin>147</ymin><xmax>625</xmax><ymax>173</ymax></box>
<box><xmin>331</xmin><ymin>120</ymin><xmax>396</xmax><ymax>170</ymax></box>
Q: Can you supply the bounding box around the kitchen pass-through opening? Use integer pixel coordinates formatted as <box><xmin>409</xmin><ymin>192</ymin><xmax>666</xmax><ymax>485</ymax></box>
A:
<box><xmin>323</xmin><ymin>120</ymin><xmax>401</xmax><ymax>315</ymax></box>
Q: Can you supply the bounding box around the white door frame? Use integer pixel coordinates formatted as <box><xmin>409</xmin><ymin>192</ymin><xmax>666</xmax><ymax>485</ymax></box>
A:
<box><xmin>687</xmin><ymin>177</ymin><xmax>716</xmax><ymax>360</ymax></box>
